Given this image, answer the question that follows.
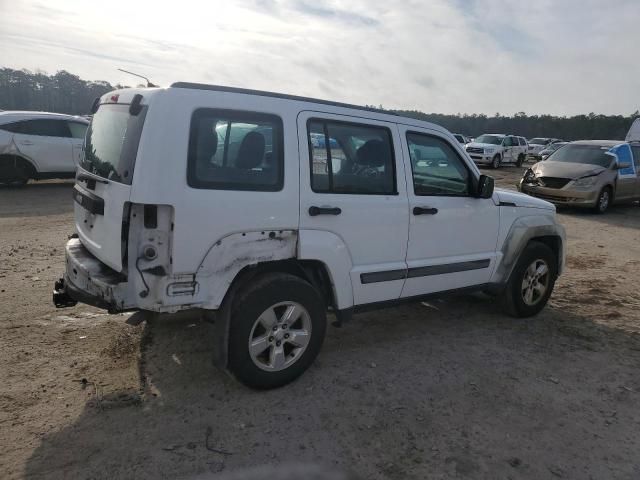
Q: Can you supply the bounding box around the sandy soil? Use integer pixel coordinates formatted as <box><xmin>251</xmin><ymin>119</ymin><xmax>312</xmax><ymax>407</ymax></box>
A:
<box><xmin>1</xmin><ymin>168</ymin><xmax>639</xmax><ymax>479</ymax></box>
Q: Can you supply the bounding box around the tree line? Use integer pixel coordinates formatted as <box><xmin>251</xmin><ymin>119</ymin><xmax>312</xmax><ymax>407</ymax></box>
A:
<box><xmin>1</xmin><ymin>67</ymin><xmax>637</xmax><ymax>140</ymax></box>
<box><xmin>394</xmin><ymin>110</ymin><xmax>638</xmax><ymax>141</ymax></box>
<box><xmin>0</xmin><ymin>68</ymin><xmax>125</xmax><ymax>117</ymax></box>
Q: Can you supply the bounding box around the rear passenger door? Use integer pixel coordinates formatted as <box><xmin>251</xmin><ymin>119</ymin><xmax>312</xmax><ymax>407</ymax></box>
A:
<box><xmin>12</xmin><ymin>119</ymin><xmax>74</xmax><ymax>172</ymax></box>
<box><xmin>297</xmin><ymin>112</ymin><xmax>409</xmax><ymax>306</ymax></box>
<box><xmin>503</xmin><ymin>136</ymin><xmax>516</xmax><ymax>163</ymax></box>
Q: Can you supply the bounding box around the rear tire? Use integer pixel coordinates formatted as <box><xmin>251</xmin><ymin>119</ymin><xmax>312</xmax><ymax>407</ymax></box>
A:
<box><xmin>516</xmin><ymin>154</ymin><xmax>525</xmax><ymax>167</ymax></box>
<box><xmin>593</xmin><ymin>187</ymin><xmax>612</xmax><ymax>214</ymax></box>
<box><xmin>500</xmin><ymin>241</ymin><xmax>557</xmax><ymax>318</ymax></box>
<box><xmin>227</xmin><ymin>273</ymin><xmax>327</xmax><ymax>389</ymax></box>
<box><xmin>492</xmin><ymin>154</ymin><xmax>501</xmax><ymax>169</ymax></box>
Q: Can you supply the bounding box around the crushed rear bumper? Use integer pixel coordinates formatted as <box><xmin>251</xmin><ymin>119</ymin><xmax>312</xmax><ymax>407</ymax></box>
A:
<box><xmin>53</xmin><ymin>238</ymin><xmax>131</xmax><ymax>312</ymax></box>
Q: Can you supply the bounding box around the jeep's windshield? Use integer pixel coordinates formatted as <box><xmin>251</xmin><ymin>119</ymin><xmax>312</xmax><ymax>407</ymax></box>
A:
<box><xmin>81</xmin><ymin>103</ymin><xmax>147</xmax><ymax>184</ymax></box>
<box><xmin>547</xmin><ymin>144</ymin><xmax>614</xmax><ymax>167</ymax></box>
<box><xmin>529</xmin><ymin>138</ymin><xmax>548</xmax><ymax>145</ymax></box>
<box><xmin>475</xmin><ymin>135</ymin><xmax>503</xmax><ymax>145</ymax></box>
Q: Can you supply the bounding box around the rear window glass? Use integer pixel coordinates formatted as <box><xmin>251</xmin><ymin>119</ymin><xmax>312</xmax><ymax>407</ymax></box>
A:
<box><xmin>187</xmin><ymin>109</ymin><xmax>283</xmax><ymax>191</ymax></box>
<box><xmin>1</xmin><ymin>119</ymin><xmax>71</xmax><ymax>137</ymax></box>
<box><xmin>81</xmin><ymin>104</ymin><xmax>147</xmax><ymax>184</ymax></box>
<box><xmin>68</xmin><ymin>122</ymin><xmax>88</xmax><ymax>139</ymax></box>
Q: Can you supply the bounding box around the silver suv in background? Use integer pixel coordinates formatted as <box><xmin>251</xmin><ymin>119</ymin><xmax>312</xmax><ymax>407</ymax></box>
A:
<box><xmin>465</xmin><ymin>134</ymin><xmax>528</xmax><ymax>168</ymax></box>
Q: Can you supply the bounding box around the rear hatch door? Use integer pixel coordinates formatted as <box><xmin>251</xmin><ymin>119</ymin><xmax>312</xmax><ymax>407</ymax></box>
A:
<box><xmin>74</xmin><ymin>94</ymin><xmax>147</xmax><ymax>272</ymax></box>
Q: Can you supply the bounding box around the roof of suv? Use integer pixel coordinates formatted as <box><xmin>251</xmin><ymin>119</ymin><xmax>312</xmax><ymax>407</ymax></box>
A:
<box><xmin>169</xmin><ymin>82</ymin><xmax>448</xmax><ymax>134</ymax></box>
<box><xmin>570</xmin><ymin>140</ymin><xmax>623</xmax><ymax>147</ymax></box>
<box><xmin>0</xmin><ymin>111</ymin><xmax>88</xmax><ymax>125</ymax></box>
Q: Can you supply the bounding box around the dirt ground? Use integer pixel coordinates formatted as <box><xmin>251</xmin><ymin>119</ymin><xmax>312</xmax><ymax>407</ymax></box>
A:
<box><xmin>1</xmin><ymin>165</ymin><xmax>639</xmax><ymax>480</ymax></box>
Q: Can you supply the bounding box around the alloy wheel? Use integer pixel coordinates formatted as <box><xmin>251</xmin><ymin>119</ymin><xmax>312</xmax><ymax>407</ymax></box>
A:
<box><xmin>248</xmin><ymin>301</ymin><xmax>312</xmax><ymax>372</ymax></box>
<box><xmin>521</xmin><ymin>259</ymin><xmax>550</xmax><ymax>306</ymax></box>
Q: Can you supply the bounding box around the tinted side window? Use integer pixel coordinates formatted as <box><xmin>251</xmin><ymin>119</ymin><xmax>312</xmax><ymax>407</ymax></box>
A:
<box><xmin>68</xmin><ymin>122</ymin><xmax>88</xmax><ymax>139</ymax></box>
<box><xmin>21</xmin><ymin>119</ymin><xmax>71</xmax><ymax>137</ymax></box>
<box><xmin>187</xmin><ymin>109</ymin><xmax>283</xmax><ymax>191</ymax></box>
<box><xmin>0</xmin><ymin>121</ymin><xmax>27</xmax><ymax>133</ymax></box>
<box><xmin>308</xmin><ymin>120</ymin><xmax>396</xmax><ymax>195</ymax></box>
<box><xmin>407</xmin><ymin>133</ymin><xmax>470</xmax><ymax>196</ymax></box>
<box><xmin>631</xmin><ymin>146</ymin><xmax>640</xmax><ymax>168</ymax></box>
<box><xmin>519</xmin><ymin>137</ymin><xmax>526</xmax><ymax>146</ymax></box>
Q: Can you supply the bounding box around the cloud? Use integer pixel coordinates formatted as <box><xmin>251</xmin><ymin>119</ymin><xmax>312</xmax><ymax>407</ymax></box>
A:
<box><xmin>0</xmin><ymin>0</ymin><xmax>639</xmax><ymax>115</ymax></box>
<box><xmin>292</xmin><ymin>0</ymin><xmax>379</xmax><ymax>26</ymax></box>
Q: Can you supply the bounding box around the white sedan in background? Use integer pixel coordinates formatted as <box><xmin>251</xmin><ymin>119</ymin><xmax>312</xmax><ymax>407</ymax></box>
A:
<box><xmin>0</xmin><ymin>111</ymin><xmax>89</xmax><ymax>185</ymax></box>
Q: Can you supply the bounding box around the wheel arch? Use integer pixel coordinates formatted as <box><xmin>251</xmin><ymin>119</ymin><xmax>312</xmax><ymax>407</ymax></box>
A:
<box><xmin>0</xmin><ymin>153</ymin><xmax>38</xmax><ymax>178</ymax></box>
<box><xmin>492</xmin><ymin>215</ymin><xmax>566</xmax><ymax>285</ymax></box>
<box><xmin>211</xmin><ymin>258</ymin><xmax>338</xmax><ymax>370</ymax></box>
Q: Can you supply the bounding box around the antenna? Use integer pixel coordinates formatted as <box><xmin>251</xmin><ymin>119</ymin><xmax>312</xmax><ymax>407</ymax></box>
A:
<box><xmin>117</xmin><ymin>68</ymin><xmax>157</xmax><ymax>87</ymax></box>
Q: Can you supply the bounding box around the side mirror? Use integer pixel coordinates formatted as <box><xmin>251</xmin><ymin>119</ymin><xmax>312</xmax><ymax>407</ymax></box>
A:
<box><xmin>476</xmin><ymin>174</ymin><xmax>494</xmax><ymax>199</ymax></box>
<box><xmin>616</xmin><ymin>162</ymin><xmax>631</xmax><ymax>170</ymax></box>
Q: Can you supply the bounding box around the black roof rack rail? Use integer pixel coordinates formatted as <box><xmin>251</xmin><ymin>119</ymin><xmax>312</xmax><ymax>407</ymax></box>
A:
<box><xmin>170</xmin><ymin>82</ymin><xmax>399</xmax><ymax>117</ymax></box>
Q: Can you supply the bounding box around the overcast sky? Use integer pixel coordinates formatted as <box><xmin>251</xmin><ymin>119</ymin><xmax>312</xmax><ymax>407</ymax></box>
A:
<box><xmin>1</xmin><ymin>0</ymin><xmax>639</xmax><ymax>115</ymax></box>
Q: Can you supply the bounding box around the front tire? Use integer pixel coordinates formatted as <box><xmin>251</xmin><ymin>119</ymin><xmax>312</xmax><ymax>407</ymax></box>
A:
<box><xmin>227</xmin><ymin>273</ymin><xmax>327</xmax><ymax>389</ymax></box>
<box><xmin>492</xmin><ymin>154</ymin><xmax>501</xmax><ymax>169</ymax></box>
<box><xmin>500</xmin><ymin>241</ymin><xmax>557</xmax><ymax>318</ymax></box>
<box><xmin>593</xmin><ymin>187</ymin><xmax>612</xmax><ymax>214</ymax></box>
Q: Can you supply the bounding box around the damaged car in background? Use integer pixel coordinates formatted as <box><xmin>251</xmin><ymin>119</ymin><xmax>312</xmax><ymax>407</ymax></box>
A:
<box><xmin>519</xmin><ymin>140</ymin><xmax>640</xmax><ymax>213</ymax></box>
<box><xmin>53</xmin><ymin>84</ymin><xmax>565</xmax><ymax>389</ymax></box>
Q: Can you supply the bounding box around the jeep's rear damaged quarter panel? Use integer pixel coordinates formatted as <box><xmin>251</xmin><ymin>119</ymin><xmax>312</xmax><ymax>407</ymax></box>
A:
<box><xmin>196</xmin><ymin>230</ymin><xmax>298</xmax><ymax>309</ymax></box>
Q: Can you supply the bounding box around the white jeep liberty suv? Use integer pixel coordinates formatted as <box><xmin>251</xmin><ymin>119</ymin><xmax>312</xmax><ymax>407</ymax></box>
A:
<box><xmin>53</xmin><ymin>84</ymin><xmax>565</xmax><ymax>389</ymax></box>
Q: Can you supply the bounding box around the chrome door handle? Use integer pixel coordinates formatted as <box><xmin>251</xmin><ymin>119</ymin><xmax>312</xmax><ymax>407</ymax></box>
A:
<box><xmin>20</xmin><ymin>141</ymin><xmax>34</xmax><ymax>146</ymax></box>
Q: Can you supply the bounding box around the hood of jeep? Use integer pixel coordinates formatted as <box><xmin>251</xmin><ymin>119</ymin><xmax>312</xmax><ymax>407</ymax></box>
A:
<box><xmin>496</xmin><ymin>188</ymin><xmax>555</xmax><ymax>210</ymax></box>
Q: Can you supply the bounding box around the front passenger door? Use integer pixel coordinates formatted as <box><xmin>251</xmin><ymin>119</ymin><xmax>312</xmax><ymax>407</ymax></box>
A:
<box><xmin>399</xmin><ymin>127</ymin><xmax>499</xmax><ymax>298</ymax></box>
